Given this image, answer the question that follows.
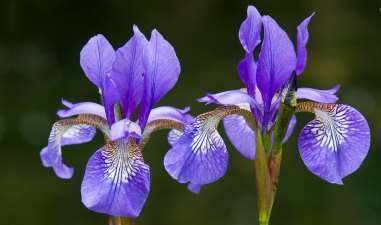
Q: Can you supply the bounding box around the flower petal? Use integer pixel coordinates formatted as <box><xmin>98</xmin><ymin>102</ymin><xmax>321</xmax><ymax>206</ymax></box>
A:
<box><xmin>237</xmin><ymin>54</ymin><xmax>257</xmax><ymax>95</ymax></box>
<box><xmin>239</xmin><ymin>5</ymin><xmax>262</xmax><ymax>53</ymax></box>
<box><xmin>282</xmin><ymin>115</ymin><xmax>297</xmax><ymax>143</ymax></box>
<box><xmin>237</xmin><ymin>5</ymin><xmax>262</xmax><ymax>94</ymax></box>
<box><xmin>139</xmin><ymin>30</ymin><xmax>181</xmax><ymax>128</ymax></box>
<box><xmin>298</xmin><ymin>104</ymin><xmax>370</xmax><ymax>184</ymax></box>
<box><xmin>256</xmin><ymin>16</ymin><xmax>296</xmax><ymax>128</ymax></box>
<box><xmin>80</xmin><ymin>34</ymin><xmax>115</xmax><ymax>88</ymax></box>
<box><xmin>296</xmin><ymin>13</ymin><xmax>315</xmax><ymax>75</ymax></box>
<box><xmin>40</xmin><ymin>122</ymin><xmax>96</xmax><ymax>179</ymax></box>
<box><xmin>164</xmin><ymin>112</ymin><xmax>228</xmax><ymax>193</ymax></box>
<box><xmin>146</xmin><ymin>106</ymin><xmax>192</xmax><ymax>124</ymax></box>
<box><xmin>81</xmin><ymin>140</ymin><xmax>150</xmax><ymax>217</ymax></box>
<box><xmin>102</xmin><ymin>74</ymin><xmax>120</xmax><ymax>125</ymax></box>
<box><xmin>111</xmin><ymin>26</ymin><xmax>148</xmax><ymax>117</ymax></box>
<box><xmin>61</xmin><ymin>125</ymin><xmax>96</xmax><ymax>145</ymax></box>
<box><xmin>57</xmin><ymin>100</ymin><xmax>107</xmax><ymax>119</ymax></box>
<box><xmin>297</xmin><ymin>85</ymin><xmax>340</xmax><ymax>103</ymax></box>
<box><xmin>223</xmin><ymin>114</ymin><xmax>255</xmax><ymax>160</ymax></box>
<box><xmin>110</xmin><ymin>119</ymin><xmax>142</xmax><ymax>141</ymax></box>
<box><xmin>198</xmin><ymin>89</ymin><xmax>255</xmax><ymax>106</ymax></box>
<box><xmin>167</xmin><ymin>129</ymin><xmax>183</xmax><ymax>146</ymax></box>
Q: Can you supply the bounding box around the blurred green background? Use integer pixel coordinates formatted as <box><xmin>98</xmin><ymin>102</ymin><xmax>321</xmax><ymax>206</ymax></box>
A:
<box><xmin>1</xmin><ymin>0</ymin><xmax>380</xmax><ymax>224</ymax></box>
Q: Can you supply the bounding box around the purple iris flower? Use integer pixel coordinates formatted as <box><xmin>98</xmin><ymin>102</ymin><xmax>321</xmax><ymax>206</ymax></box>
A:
<box><xmin>40</xmin><ymin>26</ymin><xmax>190</xmax><ymax>218</ymax></box>
<box><xmin>164</xmin><ymin>5</ymin><xmax>370</xmax><ymax>193</ymax></box>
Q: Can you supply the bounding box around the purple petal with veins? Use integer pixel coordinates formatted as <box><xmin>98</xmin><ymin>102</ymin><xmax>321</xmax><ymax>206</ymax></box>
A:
<box><xmin>81</xmin><ymin>140</ymin><xmax>150</xmax><ymax>217</ymax></box>
<box><xmin>256</xmin><ymin>16</ymin><xmax>296</xmax><ymax>129</ymax></box>
<box><xmin>111</xmin><ymin>26</ymin><xmax>148</xmax><ymax>117</ymax></box>
<box><xmin>80</xmin><ymin>34</ymin><xmax>115</xmax><ymax>88</ymax></box>
<box><xmin>298</xmin><ymin>104</ymin><xmax>370</xmax><ymax>184</ymax></box>
<box><xmin>79</xmin><ymin>34</ymin><xmax>117</xmax><ymax>123</ymax></box>
<box><xmin>164</xmin><ymin>114</ymin><xmax>228</xmax><ymax>193</ymax></box>
<box><xmin>40</xmin><ymin>123</ymin><xmax>96</xmax><ymax>179</ymax></box>
<box><xmin>139</xmin><ymin>30</ymin><xmax>181</xmax><ymax>128</ymax></box>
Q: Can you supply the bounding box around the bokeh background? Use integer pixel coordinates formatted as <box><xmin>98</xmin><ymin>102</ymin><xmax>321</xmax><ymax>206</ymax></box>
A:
<box><xmin>1</xmin><ymin>0</ymin><xmax>380</xmax><ymax>224</ymax></box>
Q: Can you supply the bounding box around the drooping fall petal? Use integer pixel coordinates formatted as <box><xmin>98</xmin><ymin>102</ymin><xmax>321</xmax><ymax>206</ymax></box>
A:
<box><xmin>298</xmin><ymin>104</ymin><xmax>370</xmax><ymax>184</ymax></box>
<box><xmin>81</xmin><ymin>140</ymin><xmax>150</xmax><ymax>217</ymax></box>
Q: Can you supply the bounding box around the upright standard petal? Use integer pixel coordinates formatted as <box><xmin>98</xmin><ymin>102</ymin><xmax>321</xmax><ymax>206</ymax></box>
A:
<box><xmin>80</xmin><ymin>34</ymin><xmax>115</xmax><ymax>88</ymax></box>
<box><xmin>40</xmin><ymin>122</ymin><xmax>96</xmax><ymax>179</ymax></box>
<box><xmin>223</xmin><ymin>114</ymin><xmax>255</xmax><ymax>159</ymax></box>
<box><xmin>237</xmin><ymin>5</ymin><xmax>261</xmax><ymax>94</ymax></box>
<box><xmin>102</xmin><ymin>74</ymin><xmax>120</xmax><ymax>125</ymax></box>
<box><xmin>57</xmin><ymin>100</ymin><xmax>107</xmax><ymax>119</ymax></box>
<box><xmin>237</xmin><ymin>54</ymin><xmax>257</xmax><ymax>95</ymax></box>
<box><xmin>139</xmin><ymin>30</ymin><xmax>181</xmax><ymax>128</ymax></box>
<box><xmin>296</xmin><ymin>13</ymin><xmax>315</xmax><ymax>75</ymax></box>
<box><xmin>164</xmin><ymin>110</ymin><xmax>229</xmax><ymax>193</ymax></box>
<box><xmin>111</xmin><ymin>26</ymin><xmax>148</xmax><ymax>117</ymax></box>
<box><xmin>79</xmin><ymin>35</ymin><xmax>117</xmax><ymax>123</ymax></box>
<box><xmin>239</xmin><ymin>5</ymin><xmax>262</xmax><ymax>53</ymax></box>
<box><xmin>198</xmin><ymin>89</ymin><xmax>255</xmax><ymax>106</ymax></box>
<box><xmin>298</xmin><ymin>104</ymin><xmax>370</xmax><ymax>184</ymax></box>
<box><xmin>81</xmin><ymin>140</ymin><xmax>150</xmax><ymax>217</ymax></box>
<box><xmin>297</xmin><ymin>85</ymin><xmax>340</xmax><ymax>103</ymax></box>
<box><xmin>256</xmin><ymin>16</ymin><xmax>296</xmax><ymax>128</ymax></box>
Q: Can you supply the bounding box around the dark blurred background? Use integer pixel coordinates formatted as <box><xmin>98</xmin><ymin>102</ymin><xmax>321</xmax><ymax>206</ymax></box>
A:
<box><xmin>1</xmin><ymin>0</ymin><xmax>380</xmax><ymax>224</ymax></box>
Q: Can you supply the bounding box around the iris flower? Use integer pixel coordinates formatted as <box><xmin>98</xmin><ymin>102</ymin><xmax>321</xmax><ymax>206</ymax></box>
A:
<box><xmin>40</xmin><ymin>26</ymin><xmax>190</xmax><ymax>219</ymax></box>
<box><xmin>164</xmin><ymin>5</ymin><xmax>370</xmax><ymax>224</ymax></box>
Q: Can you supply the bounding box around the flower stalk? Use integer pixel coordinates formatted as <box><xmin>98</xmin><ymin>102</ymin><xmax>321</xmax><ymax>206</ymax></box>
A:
<box><xmin>109</xmin><ymin>217</ymin><xmax>136</xmax><ymax>225</ymax></box>
<box><xmin>255</xmin><ymin>99</ymin><xmax>294</xmax><ymax>225</ymax></box>
<box><xmin>254</xmin><ymin>131</ymin><xmax>280</xmax><ymax>225</ymax></box>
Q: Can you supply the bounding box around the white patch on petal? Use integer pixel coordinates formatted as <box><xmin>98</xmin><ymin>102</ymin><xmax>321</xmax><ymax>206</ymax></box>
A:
<box><xmin>168</xmin><ymin>129</ymin><xmax>183</xmax><ymax>146</ymax></box>
<box><xmin>102</xmin><ymin>140</ymin><xmax>149</xmax><ymax>184</ymax></box>
<box><xmin>190</xmin><ymin>113</ymin><xmax>225</xmax><ymax>155</ymax></box>
<box><xmin>310</xmin><ymin>105</ymin><xmax>352</xmax><ymax>152</ymax></box>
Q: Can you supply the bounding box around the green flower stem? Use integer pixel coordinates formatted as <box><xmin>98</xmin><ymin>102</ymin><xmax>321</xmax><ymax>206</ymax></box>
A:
<box><xmin>255</xmin><ymin>132</ymin><xmax>282</xmax><ymax>225</ymax></box>
<box><xmin>109</xmin><ymin>217</ymin><xmax>136</xmax><ymax>225</ymax></box>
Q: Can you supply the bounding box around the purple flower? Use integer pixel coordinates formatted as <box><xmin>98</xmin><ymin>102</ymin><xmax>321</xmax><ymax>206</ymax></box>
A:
<box><xmin>40</xmin><ymin>26</ymin><xmax>189</xmax><ymax>218</ymax></box>
<box><xmin>164</xmin><ymin>5</ymin><xmax>370</xmax><ymax>193</ymax></box>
